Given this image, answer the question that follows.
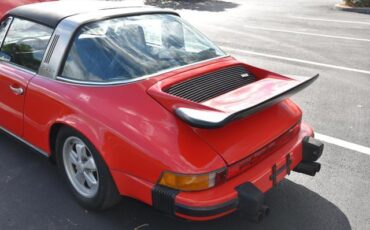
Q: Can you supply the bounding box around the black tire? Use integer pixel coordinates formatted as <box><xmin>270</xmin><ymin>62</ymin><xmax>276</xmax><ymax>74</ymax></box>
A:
<box><xmin>55</xmin><ymin>126</ymin><xmax>121</xmax><ymax>210</ymax></box>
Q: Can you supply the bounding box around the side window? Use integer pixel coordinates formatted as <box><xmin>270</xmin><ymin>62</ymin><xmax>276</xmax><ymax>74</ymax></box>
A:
<box><xmin>0</xmin><ymin>18</ymin><xmax>53</xmax><ymax>72</ymax></box>
<box><xmin>0</xmin><ymin>17</ymin><xmax>12</xmax><ymax>47</ymax></box>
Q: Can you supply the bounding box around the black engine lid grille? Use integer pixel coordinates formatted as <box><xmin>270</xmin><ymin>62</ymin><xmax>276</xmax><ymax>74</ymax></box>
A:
<box><xmin>164</xmin><ymin>65</ymin><xmax>256</xmax><ymax>103</ymax></box>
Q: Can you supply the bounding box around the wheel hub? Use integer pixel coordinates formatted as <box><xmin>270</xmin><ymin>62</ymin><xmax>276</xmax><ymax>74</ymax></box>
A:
<box><xmin>62</xmin><ymin>137</ymin><xmax>99</xmax><ymax>198</ymax></box>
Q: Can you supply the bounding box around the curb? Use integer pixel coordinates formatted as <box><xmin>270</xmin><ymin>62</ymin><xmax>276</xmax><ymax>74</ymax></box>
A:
<box><xmin>334</xmin><ymin>3</ymin><xmax>370</xmax><ymax>14</ymax></box>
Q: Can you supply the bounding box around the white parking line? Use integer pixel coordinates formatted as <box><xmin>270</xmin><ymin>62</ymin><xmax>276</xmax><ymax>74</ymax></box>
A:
<box><xmin>222</xmin><ymin>47</ymin><xmax>370</xmax><ymax>75</ymax></box>
<box><xmin>242</xmin><ymin>25</ymin><xmax>370</xmax><ymax>42</ymax></box>
<box><xmin>316</xmin><ymin>133</ymin><xmax>370</xmax><ymax>155</ymax></box>
<box><xmin>289</xmin><ymin>16</ymin><xmax>370</xmax><ymax>25</ymax></box>
<box><xmin>264</xmin><ymin>75</ymin><xmax>370</xmax><ymax>155</ymax></box>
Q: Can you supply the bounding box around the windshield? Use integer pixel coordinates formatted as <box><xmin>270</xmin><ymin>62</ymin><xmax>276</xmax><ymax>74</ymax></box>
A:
<box><xmin>61</xmin><ymin>14</ymin><xmax>226</xmax><ymax>83</ymax></box>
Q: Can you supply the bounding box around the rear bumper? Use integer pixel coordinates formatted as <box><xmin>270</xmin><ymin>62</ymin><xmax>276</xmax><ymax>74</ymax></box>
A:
<box><xmin>152</xmin><ymin>123</ymin><xmax>324</xmax><ymax>221</ymax></box>
<box><xmin>175</xmin><ymin>197</ymin><xmax>239</xmax><ymax>218</ymax></box>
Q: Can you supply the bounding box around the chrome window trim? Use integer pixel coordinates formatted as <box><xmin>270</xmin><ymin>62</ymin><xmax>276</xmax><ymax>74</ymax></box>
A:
<box><xmin>0</xmin><ymin>16</ymin><xmax>13</xmax><ymax>48</ymax></box>
<box><xmin>38</xmin><ymin>9</ymin><xmax>180</xmax><ymax>79</ymax></box>
<box><xmin>0</xmin><ymin>127</ymin><xmax>49</xmax><ymax>157</ymax></box>
<box><xmin>55</xmin><ymin>55</ymin><xmax>230</xmax><ymax>86</ymax></box>
<box><xmin>38</xmin><ymin>19</ymin><xmax>78</xmax><ymax>78</ymax></box>
<box><xmin>1</xmin><ymin>17</ymin><xmax>53</xmax><ymax>73</ymax></box>
<box><xmin>38</xmin><ymin>8</ymin><xmax>229</xmax><ymax>85</ymax></box>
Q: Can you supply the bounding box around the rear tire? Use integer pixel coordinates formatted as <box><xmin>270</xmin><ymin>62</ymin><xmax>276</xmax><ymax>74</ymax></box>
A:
<box><xmin>55</xmin><ymin>126</ymin><xmax>121</xmax><ymax>210</ymax></box>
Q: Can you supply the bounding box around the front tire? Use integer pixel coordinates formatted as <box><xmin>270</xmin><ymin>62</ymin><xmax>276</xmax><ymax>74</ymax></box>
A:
<box><xmin>55</xmin><ymin>127</ymin><xmax>121</xmax><ymax>210</ymax></box>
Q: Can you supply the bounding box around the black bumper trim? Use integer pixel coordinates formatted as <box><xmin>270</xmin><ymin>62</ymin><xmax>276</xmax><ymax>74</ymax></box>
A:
<box><xmin>301</xmin><ymin>136</ymin><xmax>324</xmax><ymax>162</ymax></box>
<box><xmin>294</xmin><ymin>136</ymin><xmax>323</xmax><ymax>176</ymax></box>
<box><xmin>174</xmin><ymin>182</ymin><xmax>265</xmax><ymax>218</ymax></box>
<box><xmin>152</xmin><ymin>185</ymin><xmax>179</xmax><ymax>215</ymax></box>
<box><xmin>152</xmin><ymin>182</ymin><xmax>266</xmax><ymax>218</ymax></box>
<box><xmin>235</xmin><ymin>182</ymin><xmax>264</xmax><ymax>216</ymax></box>
<box><xmin>175</xmin><ymin>199</ymin><xmax>239</xmax><ymax>217</ymax></box>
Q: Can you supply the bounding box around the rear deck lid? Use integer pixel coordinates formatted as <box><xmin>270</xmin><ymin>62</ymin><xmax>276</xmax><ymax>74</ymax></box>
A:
<box><xmin>148</xmin><ymin>60</ymin><xmax>318</xmax><ymax>164</ymax></box>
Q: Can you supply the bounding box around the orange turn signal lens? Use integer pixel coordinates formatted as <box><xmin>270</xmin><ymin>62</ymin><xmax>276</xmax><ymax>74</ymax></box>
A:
<box><xmin>158</xmin><ymin>169</ymin><xmax>226</xmax><ymax>191</ymax></box>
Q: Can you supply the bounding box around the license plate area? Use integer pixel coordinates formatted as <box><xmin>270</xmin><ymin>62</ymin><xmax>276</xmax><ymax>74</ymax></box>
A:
<box><xmin>269</xmin><ymin>153</ymin><xmax>292</xmax><ymax>187</ymax></box>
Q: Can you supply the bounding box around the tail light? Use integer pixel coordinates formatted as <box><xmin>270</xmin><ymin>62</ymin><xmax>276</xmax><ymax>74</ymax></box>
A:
<box><xmin>158</xmin><ymin>169</ymin><xmax>227</xmax><ymax>191</ymax></box>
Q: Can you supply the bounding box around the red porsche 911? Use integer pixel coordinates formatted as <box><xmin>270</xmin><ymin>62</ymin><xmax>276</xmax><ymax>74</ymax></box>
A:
<box><xmin>0</xmin><ymin>1</ymin><xmax>323</xmax><ymax>222</ymax></box>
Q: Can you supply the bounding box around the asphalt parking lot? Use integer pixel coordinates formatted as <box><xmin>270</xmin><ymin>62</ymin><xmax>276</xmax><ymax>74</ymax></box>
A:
<box><xmin>1</xmin><ymin>0</ymin><xmax>370</xmax><ymax>229</ymax></box>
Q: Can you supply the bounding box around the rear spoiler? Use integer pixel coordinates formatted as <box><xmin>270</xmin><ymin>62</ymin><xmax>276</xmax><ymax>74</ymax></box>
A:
<box><xmin>175</xmin><ymin>74</ymin><xmax>319</xmax><ymax>129</ymax></box>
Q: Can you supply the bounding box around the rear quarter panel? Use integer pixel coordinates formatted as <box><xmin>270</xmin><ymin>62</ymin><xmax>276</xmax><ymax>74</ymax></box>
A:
<box><xmin>23</xmin><ymin>75</ymin><xmax>225</xmax><ymax>183</ymax></box>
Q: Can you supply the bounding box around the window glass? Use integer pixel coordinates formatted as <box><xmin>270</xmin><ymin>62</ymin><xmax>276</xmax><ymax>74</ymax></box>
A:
<box><xmin>0</xmin><ymin>17</ymin><xmax>12</xmax><ymax>46</ymax></box>
<box><xmin>61</xmin><ymin>14</ymin><xmax>225</xmax><ymax>82</ymax></box>
<box><xmin>1</xmin><ymin>18</ymin><xmax>53</xmax><ymax>71</ymax></box>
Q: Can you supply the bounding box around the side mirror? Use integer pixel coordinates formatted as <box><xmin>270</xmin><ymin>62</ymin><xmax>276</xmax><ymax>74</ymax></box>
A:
<box><xmin>0</xmin><ymin>51</ymin><xmax>11</xmax><ymax>62</ymax></box>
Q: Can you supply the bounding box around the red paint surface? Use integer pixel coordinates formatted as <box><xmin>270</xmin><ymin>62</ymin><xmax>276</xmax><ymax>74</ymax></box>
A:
<box><xmin>173</xmin><ymin>123</ymin><xmax>313</xmax><ymax>220</ymax></box>
<box><xmin>0</xmin><ymin>64</ymin><xmax>34</xmax><ymax>136</ymax></box>
<box><xmin>0</xmin><ymin>0</ymin><xmax>51</xmax><ymax>17</ymax></box>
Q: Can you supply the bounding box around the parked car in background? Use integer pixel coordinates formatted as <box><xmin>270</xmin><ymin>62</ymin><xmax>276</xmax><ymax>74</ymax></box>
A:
<box><xmin>0</xmin><ymin>0</ymin><xmax>50</xmax><ymax>17</ymax></box>
<box><xmin>0</xmin><ymin>1</ymin><xmax>323</xmax><ymax>222</ymax></box>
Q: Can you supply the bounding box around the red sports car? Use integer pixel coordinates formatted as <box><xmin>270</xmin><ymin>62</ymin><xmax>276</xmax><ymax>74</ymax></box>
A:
<box><xmin>0</xmin><ymin>1</ymin><xmax>323</xmax><ymax>222</ymax></box>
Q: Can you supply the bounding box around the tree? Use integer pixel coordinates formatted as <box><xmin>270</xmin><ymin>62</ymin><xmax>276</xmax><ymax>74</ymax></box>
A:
<box><xmin>344</xmin><ymin>0</ymin><xmax>370</xmax><ymax>7</ymax></box>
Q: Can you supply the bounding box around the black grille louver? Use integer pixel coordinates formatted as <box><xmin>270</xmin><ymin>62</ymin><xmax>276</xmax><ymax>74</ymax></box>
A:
<box><xmin>165</xmin><ymin>65</ymin><xmax>256</xmax><ymax>103</ymax></box>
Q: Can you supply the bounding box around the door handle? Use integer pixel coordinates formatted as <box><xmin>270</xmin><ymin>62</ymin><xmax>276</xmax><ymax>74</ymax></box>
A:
<box><xmin>9</xmin><ymin>85</ymin><xmax>24</xmax><ymax>96</ymax></box>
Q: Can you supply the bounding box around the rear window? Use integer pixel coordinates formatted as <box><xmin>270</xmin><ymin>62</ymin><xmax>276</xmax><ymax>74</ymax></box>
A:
<box><xmin>61</xmin><ymin>14</ymin><xmax>225</xmax><ymax>83</ymax></box>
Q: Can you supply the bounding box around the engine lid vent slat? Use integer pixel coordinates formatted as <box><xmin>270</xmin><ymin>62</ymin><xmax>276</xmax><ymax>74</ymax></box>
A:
<box><xmin>164</xmin><ymin>65</ymin><xmax>256</xmax><ymax>103</ymax></box>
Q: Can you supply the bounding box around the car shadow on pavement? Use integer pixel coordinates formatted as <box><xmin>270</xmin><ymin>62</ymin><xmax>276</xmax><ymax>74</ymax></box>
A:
<box><xmin>0</xmin><ymin>133</ymin><xmax>351</xmax><ymax>230</ymax></box>
<box><xmin>144</xmin><ymin>0</ymin><xmax>239</xmax><ymax>12</ymax></box>
<box><xmin>99</xmin><ymin>180</ymin><xmax>352</xmax><ymax>230</ymax></box>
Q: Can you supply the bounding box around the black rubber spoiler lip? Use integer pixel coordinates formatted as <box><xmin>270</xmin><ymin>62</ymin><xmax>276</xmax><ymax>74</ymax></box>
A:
<box><xmin>175</xmin><ymin>74</ymin><xmax>319</xmax><ymax>129</ymax></box>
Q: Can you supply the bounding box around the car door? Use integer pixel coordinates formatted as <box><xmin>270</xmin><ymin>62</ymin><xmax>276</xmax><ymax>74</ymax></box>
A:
<box><xmin>0</xmin><ymin>17</ymin><xmax>53</xmax><ymax>136</ymax></box>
